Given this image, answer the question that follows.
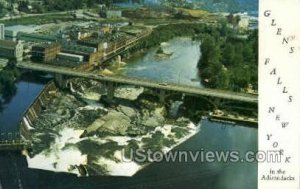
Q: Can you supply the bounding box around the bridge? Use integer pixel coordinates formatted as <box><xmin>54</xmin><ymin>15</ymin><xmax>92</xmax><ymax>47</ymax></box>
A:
<box><xmin>0</xmin><ymin>132</ymin><xmax>30</xmax><ymax>151</ymax></box>
<box><xmin>16</xmin><ymin>62</ymin><xmax>258</xmax><ymax>105</ymax></box>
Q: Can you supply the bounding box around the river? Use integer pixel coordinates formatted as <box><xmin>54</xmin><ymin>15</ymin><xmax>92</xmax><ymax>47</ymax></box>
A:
<box><xmin>120</xmin><ymin>37</ymin><xmax>203</xmax><ymax>87</ymax></box>
<box><xmin>0</xmin><ymin>37</ymin><xmax>257</xmax><ymax>189</ymax></box>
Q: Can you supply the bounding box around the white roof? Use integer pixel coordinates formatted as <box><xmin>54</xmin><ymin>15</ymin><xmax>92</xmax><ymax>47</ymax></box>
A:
<box><xmin>58</xmin><ymin>52</ymin><xmax>84</xmax><ymax>59</ymax></box>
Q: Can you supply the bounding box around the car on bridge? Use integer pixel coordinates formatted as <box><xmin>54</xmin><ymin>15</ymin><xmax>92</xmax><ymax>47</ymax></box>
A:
<box><xmin>89</xmin><ymin>74</ymin><xmax>99</xmax><ymax>79</ymax></box>
<box><xmin>159</xmin><ymin>82</ymin><xmax>168</xmax><ymax>86</ymax></box>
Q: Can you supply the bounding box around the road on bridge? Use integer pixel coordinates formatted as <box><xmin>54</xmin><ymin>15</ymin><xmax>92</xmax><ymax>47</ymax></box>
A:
<box><xmin>17</xmin><ymin>62</ymin><xmax>258</xmax><ymax>104</ymax></box>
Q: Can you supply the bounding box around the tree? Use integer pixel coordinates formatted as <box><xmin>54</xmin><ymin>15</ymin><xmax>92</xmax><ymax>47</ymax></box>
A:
<box><xmin>198</xmin><ymin>35</ymin><xmax>220</xmax><ymax>69</ymax></box>
<box><xmin>222</xmin><ymin>43</ymin><xmax>235</xmax><ymax>67</ymax></box>
<box><xmin>32</xmin><ymin>2</ymin><xmax>44</xmax><ymax>13</ymax></box>
<box><xmin>18</xmin><ymin>1</ymin><xmax>30</xmax><ymax>12</ymax></box>
<box><xmin>0</xmin><ymin>2</ymin><xmax>7</xmax><ymax>18</ymax></box>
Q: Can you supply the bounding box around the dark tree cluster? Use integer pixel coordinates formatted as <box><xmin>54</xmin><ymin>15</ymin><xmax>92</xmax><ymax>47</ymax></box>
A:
<box><xmin>0</xmin><ymin>63</ymin><xmax>21</xmax><ymax>100</ymax></box>
<box><xmin>198</xmin><ymin>29</ymin><xmax>258</xmax><ymax>91</ymax></box>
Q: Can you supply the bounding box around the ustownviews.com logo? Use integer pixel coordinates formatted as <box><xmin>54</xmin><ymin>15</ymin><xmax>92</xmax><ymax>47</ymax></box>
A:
<box><xmin>122</xmin><ymin>148</ymin><xmax>284</xmax><ymax>163</ymax></box>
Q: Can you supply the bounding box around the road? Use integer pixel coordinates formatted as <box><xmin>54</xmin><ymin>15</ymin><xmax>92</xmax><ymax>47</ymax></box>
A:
<box><xmin>16</xmin><ymin>62</ymin><xmax>258</xmax><ymax>104</ymax></box>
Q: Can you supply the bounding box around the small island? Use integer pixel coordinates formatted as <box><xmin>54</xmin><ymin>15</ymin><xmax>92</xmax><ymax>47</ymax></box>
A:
<box><xmin>155</xmin><ymin>47</ymin><xmax>174</xmax><ymax>59</ymax></box>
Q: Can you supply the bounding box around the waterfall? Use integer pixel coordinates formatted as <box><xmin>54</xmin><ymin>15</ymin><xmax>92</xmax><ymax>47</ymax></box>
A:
<box><xmin>39</xmin><ymin>97</ymin><xmax>44</xmax><ymax>107</ymax></box>
<box><xmin>70</xmin><ymin>82</ymin><xmax>76</xmax><ymax>93</ymax></box>
<box><xmin>80</xmin><ymin>85</ymin><xmax>85</xmax><ymax>92</ymax></box>
<box><xmin>23</xmin><ymin>117</ymin><xmax>35</xmax><ymax>130</ymax></box>
<box><xmin>29</xmin><ymin>108</ymin><xmax>38</xmax><ymax>120</ymax></box>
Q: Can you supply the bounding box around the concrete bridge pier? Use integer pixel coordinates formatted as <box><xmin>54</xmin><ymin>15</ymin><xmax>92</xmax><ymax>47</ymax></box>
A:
<box><xmin>211</xmin><ymin>98</ymin><xmax>221</xmax><ymax>110</ymax></box>
<box><xmin>159</xmin><ymin>90</ymin><xmax>166</xmax><ymax>103</ymax></box>
<box><xmin>117</xmin><ymin>55</ymin><xmax>122</xmax><ymax>66</ymax></box>
<box><xmin>106</xmin><ymin>83</ymin><xmax>115</xmax><ymax>101</ymax></box>
<box><xmin>54</xmin><ymin>73</ymin><xmax>66</xmax><ymax>89</ymax></box>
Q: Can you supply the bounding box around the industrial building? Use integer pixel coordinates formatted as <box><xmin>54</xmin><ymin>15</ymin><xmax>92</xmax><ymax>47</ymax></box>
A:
<box><xmin>5</xmin><ymin>30</ymin><xmax>18</xmax><ymax>41</ymax></box>
<box><xmin>77</xmin><ymin>38</ymin><xmax>106</xmax><ymax>50</ymax></box>
<box><xmin>31</xmin><ymin>43</ymin><xmax>61</xmax><ymax>63</ymax></box>
<box><xmin>18</xmin><ymin>32</ymin><xmax>58</xmax><ymax>43</ymax></box>
<box><xmin>61</xmin><ymin>48</ymin><xmax>103</xmax><ymax>65</ymax></box>
<box><xmin>0</xmin><ymin>40</ymin><xmax>24</xmax><ymax>62</ymax></box>
<box><xmin>57</xmin><ymin>52</ymin><xmax>84</xmax><ymax>64</ymax></box>
<box><xmin>62</xmin><ymin>43</ymin><xmax>97</xmax><ymax>54</ymax></box>
<box><xmin>77</xmin><ymin>32</ymin><xmax>127</xmax><ymax>51</ymax></box>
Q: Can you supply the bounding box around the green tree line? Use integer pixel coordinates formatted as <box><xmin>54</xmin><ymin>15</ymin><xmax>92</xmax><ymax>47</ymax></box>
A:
<box><xmin>198</xmin><ymin>29</ymin><xmax>258</xmax><ymax>91</ymax></box>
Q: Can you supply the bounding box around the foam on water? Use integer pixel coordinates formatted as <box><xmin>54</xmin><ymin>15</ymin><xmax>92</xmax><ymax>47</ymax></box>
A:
<box><xmin>27</xmin><ymin>128</ymin><xmax>87</xmax><ymax>176</ymax></box>
<box><xmin>80</xmin><ymin>92</ymin><xmax>101</xmax><ymax>101</ymax></box>
<box><xmin>96</xmin><ymin>156</ymin><xmax>141</xmax><ymax>177</ymax></box>
<box><xmin>27</xmin><ymin>122</ymin><xmax>201</xmax><ymax>176</ymax></box>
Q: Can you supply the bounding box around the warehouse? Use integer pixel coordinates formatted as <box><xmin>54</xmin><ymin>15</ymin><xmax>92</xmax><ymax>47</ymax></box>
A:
<box><xmin>57</xmin><ymin>52</ymin><xmax>84</xmax><ymax>64</ymax></box>
<box><xmin>18</xmin><ymin>32</ymin><xmax>57</xmax><ymax>43</ymax></box>
<box><xmin>31</xmin><ymin>43</ymin><xmax>61</xmax><ymax>63</ymax></box>
<box><xmin>0</xmin><ymin>40</ymin><xmax>23</xmax><ymax>61</ymax></box>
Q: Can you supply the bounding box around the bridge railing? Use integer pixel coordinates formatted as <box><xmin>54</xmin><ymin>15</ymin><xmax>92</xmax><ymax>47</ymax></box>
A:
<box><xmin>17</xmin><ymin>61</ymin><xmax>258</xmax><ymax>102</ymax></box>
<box><xmin>93</xmin><ymin>73</ymin><xmax>258</xmax><ymax>98</ymax></box>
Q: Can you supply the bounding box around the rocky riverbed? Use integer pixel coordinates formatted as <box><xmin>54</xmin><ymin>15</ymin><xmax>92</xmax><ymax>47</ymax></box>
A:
<box><xmin>24</xmin><ymin>78</ymin><xmax>200</xmax><ymax>177</ymax></box>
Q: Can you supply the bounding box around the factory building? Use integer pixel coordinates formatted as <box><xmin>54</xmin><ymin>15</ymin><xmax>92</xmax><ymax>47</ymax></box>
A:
<box><xmin>60</xmin><ymin>49</ymin><xmax>103</xmax><ymax>65</ymax></box>
<box><xmin>57</xmin><ymin>52</ymin><xmax>84</xmax><ymax>64</ymax></box>
<box><xmin>31</xmin><ymin>43</ymin><xmax>61</xmax><ymax>63</ymax></box>
<box><xmin>62</xmin><ymin>43</ymin><xmax>97</xmax><ymax>54</ymax></box>
<box><xmin>0</xmin><ymin>40</ymin><xmax>24</xmax><ymax>62</ymax></box>
<box><xmin>18</xmin><ymin>32</ymin><xmax>57</xmax><ymax>43</ymax></box>
<box><xmin>5</xmin><ymin>30</ymin><xmax>18</xmax><ymax>41</ymax></box>
<box><xmin>77</xmin><ymin>39</ymin><xmax>106</xmax><ymax>50</ymax></box>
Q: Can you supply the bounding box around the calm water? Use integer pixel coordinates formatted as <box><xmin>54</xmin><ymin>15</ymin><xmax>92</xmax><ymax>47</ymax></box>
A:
<box><xmin>0</xmin><ymin>38</ymin><xmax>257</xmax><ymax>188</ymax></box>
<box><xmin>0</xmin><ymin>82</ymin><xmax>46</xmax><ymax>133</ymax></box>
<box><xmin>122</xmin><ymin>37</ymin><xmax>203</xmax><ymax>87</ymax></box>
